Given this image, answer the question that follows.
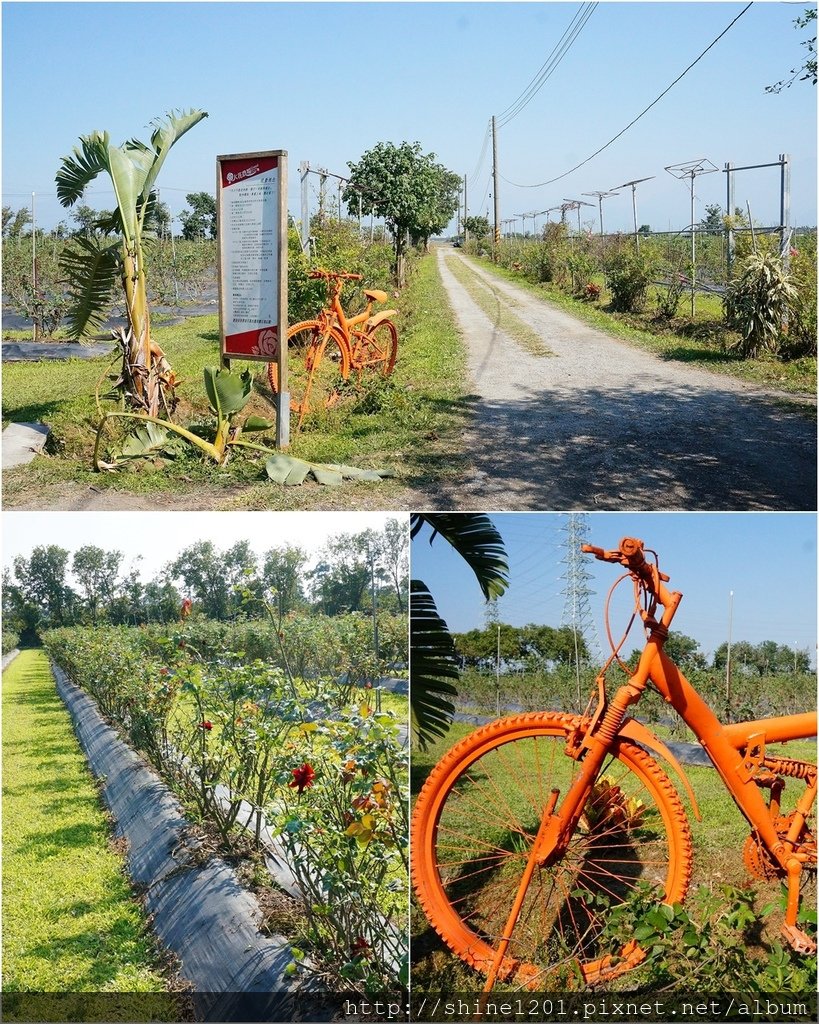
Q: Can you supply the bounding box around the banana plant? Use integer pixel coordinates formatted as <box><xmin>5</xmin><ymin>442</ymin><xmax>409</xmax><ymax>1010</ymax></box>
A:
<box><xmin>93</xmin><ymin>367</ymin><xmax>393</xmax><ymax>487</ymax></box>
<box><xmin>56</xmin><ymin>109</ymin><xmax>208</xmax><ymax>417</ymax></box>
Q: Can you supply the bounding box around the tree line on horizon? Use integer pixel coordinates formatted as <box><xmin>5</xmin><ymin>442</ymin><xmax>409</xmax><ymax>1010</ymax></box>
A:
<box><xmin>3</xmin><ymin>521</ymin><xmax>407</xmax><ymax>645</ymax></box>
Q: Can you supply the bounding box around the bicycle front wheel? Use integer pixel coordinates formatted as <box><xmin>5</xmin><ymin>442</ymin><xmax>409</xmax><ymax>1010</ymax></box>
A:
<box><xmin>412</xmin><ymin>712</ymin><xmax>692</xmax><ymax>989</ymax></box>
<box><xmin>351</xmin><ymin>320</ymin><xmax>398</xmax><ymax>377</ymax></box>
<box><xmin>267</xmin><ymin>321</ymin><xmax>351</xmax><ymax>427</ymax></box>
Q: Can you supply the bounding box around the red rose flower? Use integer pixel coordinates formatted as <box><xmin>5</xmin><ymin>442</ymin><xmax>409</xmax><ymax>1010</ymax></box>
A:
<box><xmin>198</xmin><ymin>720</ymin><xmax>213</xmax><ymax>731</ymax></box>
<box><xmin>289</xmin><ymin>763</ymin><xmax>316</xmax><ymax>794</ymax></box>
<box><xmin>351</xmin><ymin>936</ymin><xmax>371</xmax><ymax>957</ymax></box>
<box><xmin>180</xmin><ymin>598</ymin><xmax>193</xmax><ymax>620</ymax></box>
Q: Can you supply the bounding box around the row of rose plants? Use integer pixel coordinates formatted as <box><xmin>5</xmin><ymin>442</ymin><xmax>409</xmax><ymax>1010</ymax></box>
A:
<box><xmin>42</xmin><ymin>621</ymin><xmax>408</xmax><ymax>993</ymax></box>
<box><xmin>141</xmin><ymin>612</ymin><xmax>408</xmax><ymax>693</ymax></box>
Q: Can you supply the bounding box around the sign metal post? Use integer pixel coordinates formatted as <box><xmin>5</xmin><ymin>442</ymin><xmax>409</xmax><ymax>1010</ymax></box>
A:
<box><xmin>217</xmin><ymin>150</ymin><xmax>289</xmax><ymax>447</ymax></box>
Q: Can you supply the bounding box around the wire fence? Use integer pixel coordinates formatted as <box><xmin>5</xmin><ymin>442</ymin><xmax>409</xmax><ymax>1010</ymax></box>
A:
<box><xmin>494</xmin><ymin>224</ymin><xmax>816</xmax><ymax>292</ymax></box>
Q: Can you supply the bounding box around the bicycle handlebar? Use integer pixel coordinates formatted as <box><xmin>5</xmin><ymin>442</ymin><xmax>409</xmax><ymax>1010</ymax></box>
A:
<box><xmin>582</xmin><ymin>538</ymin><xmax>670</xmax><ymax>584</ymax></box>
<box><xmin>308</xmin><ymin>268</ymin><xmax>363</xmax><ymax>282</ymax></box>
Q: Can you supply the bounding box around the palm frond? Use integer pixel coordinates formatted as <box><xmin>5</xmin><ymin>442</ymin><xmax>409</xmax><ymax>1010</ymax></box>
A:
<box><xmin>55</xmin><ymin>132</ymin><xmax>110</xmax><ymax>208</ymax></box>
<box><xmin>410</xmin><ymin>580</ymin><xmax>459</xmax><ymax>750</ymax></box>
<box><xmin>60</xmin><ymin>236</ymin><xmax>121</xmax><ymax>338</ymax></box>
<box><xmin>410</xmin><ymin>513</ymin><xmax>509</xmax><ymax>600</ymax></box>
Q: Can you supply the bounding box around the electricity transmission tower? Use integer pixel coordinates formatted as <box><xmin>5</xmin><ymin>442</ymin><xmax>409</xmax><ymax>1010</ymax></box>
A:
<box><xmin>560</xmin><ymin>514</ymin><xmax>603</xmax><ymax>705</ymax></box>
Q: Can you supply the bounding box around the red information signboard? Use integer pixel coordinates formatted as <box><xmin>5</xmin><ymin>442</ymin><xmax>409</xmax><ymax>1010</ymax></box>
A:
<box><xmin>217</xmin><ymin>151</ymin><xmax>288</xmax><ymax>364</ymax></box>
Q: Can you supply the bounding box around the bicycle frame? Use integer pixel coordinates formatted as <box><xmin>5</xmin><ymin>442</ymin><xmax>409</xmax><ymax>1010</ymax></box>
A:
<box><xmin>482</xmin><ymin>541</ymin><xmax>816</xmax><ymax>990</ymax></box>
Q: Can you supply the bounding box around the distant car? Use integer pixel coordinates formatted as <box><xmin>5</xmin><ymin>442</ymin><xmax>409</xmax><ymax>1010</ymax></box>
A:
<box><xmin>452</xmin><ymin>238</ymin><xmax>462</xmax><ymax>248</ymax></box>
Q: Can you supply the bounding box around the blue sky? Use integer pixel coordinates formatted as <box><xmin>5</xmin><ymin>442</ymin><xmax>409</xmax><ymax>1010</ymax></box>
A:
<box><xmin>3</xmin><ymin>2</ymin><xmax>816</xmax><ymax>235</ymax></box>
<box><xmin>411</xmin><ymin>513</ymin><xmax>818</xmax><ymax>662</ymax></box>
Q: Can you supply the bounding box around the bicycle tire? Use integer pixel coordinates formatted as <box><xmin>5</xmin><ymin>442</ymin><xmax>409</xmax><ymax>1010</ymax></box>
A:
<box><xmin>267</xmin><ymin>321</ymin><xmax>351</xmax><ymax>426</ymax></box>
<box><xmin>351</xmin><ymin>319</ymin><xmax>398</xmax><ymax>377</ymax></box>
<box><xmin>411</xmin><ymin>711</ymin><xmax>693</xmax><ymax>989</ymax></box>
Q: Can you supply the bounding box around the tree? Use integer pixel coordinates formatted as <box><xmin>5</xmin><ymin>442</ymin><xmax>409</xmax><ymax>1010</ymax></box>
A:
<box><xmin>700</xmin><ymin>204</ymin><xmax>723</xmax><ymax>232</ymax></box>
<box><xmin>4</xmin><ymin>206</ymin><xmax>32</xmax><ymax>238</ymax></box>
<box><xmin>409</xmin><ymin>162</ymin><xmax>462</xmax><ymax>250</ymax></box>
<box><xmin>373</xmin><ymin>518</ymin><xmax>409</xmax><ymax>614</ymax></box>
<box><xmin>343</xmin><ymin>141</ymin><xmax>460</xmax><ymax>282</ymax></box>
<box><xmin>767</xmin><ymin>8</ymin><xmax>816</xmax><ymax>92</ymax></box>
<box><xmin>410</xmin><ymin>514</ymin><xmax>509</xmax><ymax>748</ymax></box>
<box><xmin>261</xmin><ymin>544</ymin><xmax>308</xmax><ymax>616</ymax></box>
<box><xmin>168</xmin><ymin>540</ymin><xmax>259</xmax><ymax>621</ymax></box>
<box><xmin>308</xmin><ymin>534</ymin><xmax>373</xmax><ymax>615</ymax></box>
<box><xmin>72</xmin><ymin>545</ymin><xmax>123</xmax><ymax>624</ymax></box>
<box><xmin>664</xmin><ymin>632</ymin><xmax>707</xmax><ymax>671</ymax></box>
<box><xmin>12</xmin><ymin>545</ymin><xmax>76</xmax><ymax>628</ymax></box>
<box><xmin>464</xmin><ymin>215</ymin><xmax>490</xmax><ymax>239</ymax></box>
<box><xmin>148</xmin><ymin>199</ymin><xmax>172</xmax><ymax>239</ymax></box>
<box><xmin>179</xmin><ymin>191</ymin><xmax>216</xmax><ymax>240</ymax></box>
<box><xmin>55</xmin><ymin>108</ymin><xmax>208</xmax><ymax>416</ymax></box>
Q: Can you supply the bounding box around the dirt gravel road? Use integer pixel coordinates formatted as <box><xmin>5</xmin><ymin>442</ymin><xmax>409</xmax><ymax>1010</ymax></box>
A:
<box><xmin>429</xmin><ymin>248</ymin><xmax>816</xmax><ymax>510</ymax></box>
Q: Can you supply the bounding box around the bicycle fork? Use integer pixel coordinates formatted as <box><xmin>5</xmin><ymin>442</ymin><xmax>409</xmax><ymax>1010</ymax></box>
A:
<box><xmin>481</xmin><ymin>677</ymin><xmax>645</xmax><ymax>993</ymax></box>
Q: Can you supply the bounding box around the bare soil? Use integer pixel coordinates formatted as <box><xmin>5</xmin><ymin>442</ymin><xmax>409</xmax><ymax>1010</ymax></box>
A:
<box><xmin>427</xmin><ymin>249</ymin><xmax>816</xmax><ymax>511</ymax></box>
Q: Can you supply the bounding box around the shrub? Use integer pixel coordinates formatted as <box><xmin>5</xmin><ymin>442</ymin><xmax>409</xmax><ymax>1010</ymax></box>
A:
<box><xmin>656</xmin><ymin>270</ymin><xmax>688</xmax><ymax>320</ymax></box>
<box><xmin>605</xmin><ymin>245</ymin><xmax>657</xmax><ymax>312</ymax></box>
<box><xmin>724</xmin><ymin>250</ymin><xmax>796</xmax><ymax>358</ymax></box>
<box><xmin>784</xmin><ymin>234</ymin><xmax>817</xmax><ymax>358</ymax></box>
<box><xmin>2</xmin><ymin>630</ymin><xmax>20</xmax><ymax>653</ymax></box>
<box><xmin>565</xmin><ymin>248</ymin><xmax>597</xmax><ymax>295</ymax></box>
<box><xmin>273</xmin><ymin>708</ymin><xmax>408</xmax><ymax>991</ymax></box>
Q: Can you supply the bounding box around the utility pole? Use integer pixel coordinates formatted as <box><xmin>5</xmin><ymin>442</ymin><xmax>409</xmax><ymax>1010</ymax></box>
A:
<box><xmin>299</xmin><ymin>161</ymin><xmax>310</xmax><ymax>252</ymax></box>
<box><xmin>31</xmin><ymin>192</ymin><xmax>38</xmax><ymax>340</ymax></box>
<box><xmin>726</xmin><ymin>589</ymin><xmax>734</xmax><ymax>720</ymax></box>
<box><xmin>492</xmin><ymin>115</ymin><xmax>500</xmax><ymax>258</ymax></box>
<box><xmin>463</xmin><ymin>174</ymin><xmax>468</xmax><ymax>244</ymax></box>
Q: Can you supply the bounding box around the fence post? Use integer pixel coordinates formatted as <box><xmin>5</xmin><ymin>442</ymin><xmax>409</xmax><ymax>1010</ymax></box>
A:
<box><xmin>725</xmin><ymin>161</ymin><xmax>734</xmax><ymax>282</ymax></box>
<box><xmin>780</xmin><ymin>153</ymin><xmax>791</xmax><ymax>271</ymax></box>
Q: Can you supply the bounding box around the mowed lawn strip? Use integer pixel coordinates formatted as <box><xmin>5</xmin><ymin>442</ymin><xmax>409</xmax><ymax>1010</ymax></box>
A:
<box><xmin>2</xmin><ymin>649</ymin><xmax>170</xmax><ymax>992</ymax></box>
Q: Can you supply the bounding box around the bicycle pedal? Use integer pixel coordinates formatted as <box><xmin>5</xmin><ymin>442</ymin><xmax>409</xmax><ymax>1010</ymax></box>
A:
<box><xmin>781</xmin><ymin>923</ymin><xmax>817</xmax><ymax>955</ymax></box>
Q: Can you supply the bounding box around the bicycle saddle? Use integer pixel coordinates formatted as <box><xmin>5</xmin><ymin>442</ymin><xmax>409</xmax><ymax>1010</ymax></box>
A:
<box><xmin>364</xmin><ymin>288</ymin><xmax>388</xmax><ymax>303</ymax></box>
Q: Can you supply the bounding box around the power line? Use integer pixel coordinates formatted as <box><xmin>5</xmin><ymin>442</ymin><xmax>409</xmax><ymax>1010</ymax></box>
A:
<box><xmin>501</xmin><ymin>2</ymin><xmax>754</xmax><ymax>189</ymax></box>
<box><xmin>497</xmin><ymin>2</ymin><xmax>598</xmax><ymax>129</ymax></box>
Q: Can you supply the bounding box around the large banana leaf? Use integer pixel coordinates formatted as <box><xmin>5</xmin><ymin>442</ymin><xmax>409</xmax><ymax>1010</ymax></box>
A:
<box><xmin>203</xmin><ymin>366</ymin><xmax>253</xmax><ymax>418</ymax></box>
<box><xmin>59</xmin><ymin>235</ymin><xmax>121</xmax><ymax>338</ymax></box>
<box><xmin>410</xmin><ymin>581</ymin><xmax>459</xmax><ymax>750</ymax></box>
<box><xmin>141</xmin><ymin>109</ymin><xmax>208</xmax><ymax>202</ymax></box>
<box><xmin>410</xmin><ymin>513</ymin><xmax>509</xmax><ymax>600</ymax></box>
<box><xmin>56</xmin><ymin>110</ymin><xmax>207</xmax><ymax>244</ymax></box>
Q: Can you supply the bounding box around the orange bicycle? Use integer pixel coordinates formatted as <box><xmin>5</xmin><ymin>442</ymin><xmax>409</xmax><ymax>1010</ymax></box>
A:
<box><xmin>411</xmin><ymin>537</ymin><xmax>816</xmax><ymax>991</ymax></box>
<box><xmin>267</xmin><ymin>269</ymin><xmax>398</xmax><ymax>428</ymax></box>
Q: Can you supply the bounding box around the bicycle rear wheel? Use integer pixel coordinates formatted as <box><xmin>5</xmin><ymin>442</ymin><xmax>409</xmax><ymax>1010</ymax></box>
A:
<box><xmin>352</xmin><ymin>320</ymin><xmax>398</xmax><ymax>377</ymax></box>
<box><xmin>412</xmin><ymin>712</ymin><xmax>692</xmax><ymax>989</ymax></box>
<box><xmin>267</xmin><ymin>321</ymin><xmax>351</xmax><ymax>428</ymax></box>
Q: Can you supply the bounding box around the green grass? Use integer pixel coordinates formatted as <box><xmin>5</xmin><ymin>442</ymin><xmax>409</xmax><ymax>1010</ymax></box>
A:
<box><xmin>3</xmin><ymin>255</ymin><xmax>470</xmax><ymax>507</ymax></box>
<box><xmin>2</xmin><ymin>650</ymin><xmax>171</xmax><ymax>994</ymax></box>
<box><xmin>465</xmin><ymin>253</ymin><xmax>816</xmax><ymax>399</ymax></box>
